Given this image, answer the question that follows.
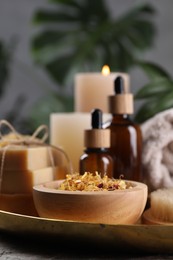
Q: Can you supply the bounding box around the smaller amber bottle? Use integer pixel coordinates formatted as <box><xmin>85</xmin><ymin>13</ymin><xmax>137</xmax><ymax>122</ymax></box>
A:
<box><xmin>79</xmin><ymin>109</ymin><xmax>113</xmax><ymax>178</ymax></box>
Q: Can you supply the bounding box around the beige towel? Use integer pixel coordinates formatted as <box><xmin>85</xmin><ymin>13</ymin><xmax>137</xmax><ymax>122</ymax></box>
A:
<box><xmin>141</xmin><ymin>108</ymin><xmax>173</xmax><ymax>191</ymax></box>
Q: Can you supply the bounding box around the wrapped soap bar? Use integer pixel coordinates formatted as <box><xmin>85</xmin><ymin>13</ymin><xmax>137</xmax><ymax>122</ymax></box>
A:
<box><xmin>0</xmin><ymin>145</ymin><xmax>54</xmax><ymax>171</ymax></box>
<box><xmin>0</xmin><ymin>166</ymin><xmax>67</xmax><ymax>194</ymax></box>
<box><xmin>0</xmin><ymin>120</ymin><xmax>71</xmax><ymax>216</ymax></box>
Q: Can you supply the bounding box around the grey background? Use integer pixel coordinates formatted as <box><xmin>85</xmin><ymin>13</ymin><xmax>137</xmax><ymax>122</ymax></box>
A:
<box><xmin>0</xmin><ymin>0</ymin><xmax>173</xmax><ymax>121</ymax></box>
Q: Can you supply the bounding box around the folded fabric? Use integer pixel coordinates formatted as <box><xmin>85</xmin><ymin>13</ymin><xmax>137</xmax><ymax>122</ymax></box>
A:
<box><xmin>141</xmin><ymin>108</ymin><xmax>173</xmax><ymax>191</ymax></box>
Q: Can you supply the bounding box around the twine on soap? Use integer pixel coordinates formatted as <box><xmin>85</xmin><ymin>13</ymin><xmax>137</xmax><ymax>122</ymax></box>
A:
<box><xmin>0</xmin><ymin>120</ymin><xmax>49</xmax><ymax>146</ymax></box>
<box><xmin>0</xmin><ymin>120</ymin><xmax>73</xmax><ymax>193</ymax></box>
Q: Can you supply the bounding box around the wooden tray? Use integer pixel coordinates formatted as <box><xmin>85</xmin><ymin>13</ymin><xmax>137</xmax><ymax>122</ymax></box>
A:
<box><xmin>0</xmin><ymin>210</ymin><xmax>173</xmax><ymax>253</ymax></box>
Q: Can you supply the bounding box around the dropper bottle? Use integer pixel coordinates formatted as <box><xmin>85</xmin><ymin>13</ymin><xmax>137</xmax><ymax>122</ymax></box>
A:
<box><xmin>79</xmin><ymin>109</ymin><xmax>113</xmax><ymax>177</ymax></box>
<box><xmin>105</xmin><ymin>76</ymin><xmax>142</xmax><ymax>181</ymax></box>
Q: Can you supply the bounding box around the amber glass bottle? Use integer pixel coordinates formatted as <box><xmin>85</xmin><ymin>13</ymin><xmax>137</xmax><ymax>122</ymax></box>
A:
<box><xmin>79</xmin><ymin>109</ymin><xmax>113</xmax><ymax>178</ymax></box>
<box><xmin>105</xmin><ymin>76</ymin><xmax>142</xmax><ymax>181</ymax></box>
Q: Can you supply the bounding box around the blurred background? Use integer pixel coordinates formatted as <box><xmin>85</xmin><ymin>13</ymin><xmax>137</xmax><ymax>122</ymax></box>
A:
<box><xmin>0</xmin><ymin>0</ymin><xmax>173</xmax><ymax>133</ymax></box>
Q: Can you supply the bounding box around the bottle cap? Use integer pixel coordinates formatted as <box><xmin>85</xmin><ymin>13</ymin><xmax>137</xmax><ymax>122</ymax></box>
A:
<box><xmin>108</xmin><ymin>76</ymin><xmax>134</xmax><ymax>114</ymax></box>
<box><xmin>84</xmin><ymin>109</ymin><xmax>110</xmax><ymax>148</ymax></box>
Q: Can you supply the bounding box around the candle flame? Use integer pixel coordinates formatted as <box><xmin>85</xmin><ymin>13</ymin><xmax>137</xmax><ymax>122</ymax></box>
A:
<box><xmin>102</xmin><ymin>65</ymin><xmax>110</xmax><ymax>76</ymax></box>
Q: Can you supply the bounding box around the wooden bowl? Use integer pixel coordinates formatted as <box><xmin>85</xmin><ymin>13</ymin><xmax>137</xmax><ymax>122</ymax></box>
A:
<box><xmin>33</xmin><ymin>180</ymin><xmax>148</xmax><ymax>225</ymax></box>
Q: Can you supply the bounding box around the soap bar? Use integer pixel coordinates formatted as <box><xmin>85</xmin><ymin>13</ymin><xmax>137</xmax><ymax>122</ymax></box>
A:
<box><xmin>0</xmin><ymin>193</ymin><xmax>38</xmax><ymax>216</ymax></box>
<box><xmin>0</xmin><ymin>166</ymin><xmax>67</xmax><ymax>194</ymax></box>
<box><xmin>0</xmin><ymin>145</ymin><xmax>54</xmax><ymax>171</ymax></box>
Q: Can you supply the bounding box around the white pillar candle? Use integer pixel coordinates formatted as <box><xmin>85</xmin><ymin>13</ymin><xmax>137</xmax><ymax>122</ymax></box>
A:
<box><xmin>74</xmin><ymin>67</ymin><xmax>129</xmax><ymax>113</ymax></box>
<box><xmin>50</xmin><ymin>112</ymin><xmax>111</xmax><ymax>173</ymax></box>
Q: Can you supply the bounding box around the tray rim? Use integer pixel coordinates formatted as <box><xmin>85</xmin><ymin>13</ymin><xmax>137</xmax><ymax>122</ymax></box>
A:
<box><xmin>1</xmin><ymin>209</ymin><xmax>173</xmax><ymax>227</ymax></box>
<box><xmin>1</xmin><ymin>210</ymin><xmax>173</xmax><ymax>253</ymax></box>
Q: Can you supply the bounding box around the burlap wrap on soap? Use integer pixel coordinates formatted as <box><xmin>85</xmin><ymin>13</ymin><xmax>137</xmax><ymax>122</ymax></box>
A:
<box><xmin>141</xmin><ymin>108</ymin><xmax>173</xmax><ymax>191</ymax></box>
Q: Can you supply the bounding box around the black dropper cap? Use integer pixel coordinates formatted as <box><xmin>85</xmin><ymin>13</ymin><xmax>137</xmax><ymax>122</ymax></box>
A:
<box><xmin>84</xmin><ymin>108</ymin><xmax>110</xmax><ymax>148</ymax></box>
<box><xmin>114</xmin><ymin>76</ymin><xmax>124</xmax><ymax>94</ymax></box>
<box><xmin>108</xmin><ymin>76</ymin><xmax>134</xmax><ymax>114</ymax></box>
<box><xmin>91</xmin><ymin>109</ymin><xmax>102</xmax><ymax>129</ymax></box>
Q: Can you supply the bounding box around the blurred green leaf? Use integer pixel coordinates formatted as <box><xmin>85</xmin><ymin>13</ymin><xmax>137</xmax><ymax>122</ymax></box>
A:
<box><xmin>135</xmin><ymin>78</ymin><xmax>173</xmax><ymax>99</ymax></box>
<box><xmin>31</xmin><ymin>1</ymin><xmax>156</xmax><ymax>86</ymax></box>
<box><xmin>50</xmin><ymin>0</ymin><xmax>82</xmax><ymax>8</ymax></box>
<box><xmin>126</xmin><ymin>20</ymin><xmax>155</xmax><ymax>50</ymax></box>
<box><xmin>134</xmin><ymin>60</ymin><xmax>173</xmax><ymax>123</ymax></box>
<box><xmin>0</xmin><ymin>41</ymin><xmax>11</xmax><ymax>96</ymax></box>
<box><xmin>32</xmin><ymin>30</ymin><xmax>67</xmax><ymax>49</ymax></box>
<box><xmin>32</xmin><ymin>1</ymin><xmax>173</xmax><ymax>127</ymax></box>
<box><xmin>33</xmin><ymin>11</ymin><xmax>80</xmax><ymax>24</ymax></box>
<box><xmin>137</xmin><ymin>61</ymin><xmax>171</xmax><ymax>80</ymax></box>
<box><xmin>135</xmin><ymin>87</ymin><xmax>173</xmax><ymax>123</ymax></box>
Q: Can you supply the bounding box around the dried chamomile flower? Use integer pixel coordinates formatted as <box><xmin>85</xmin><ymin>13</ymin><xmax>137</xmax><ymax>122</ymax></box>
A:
<box><xmin>58</xmin><ymin>172</ymin><xmax>132</xmax><ymax>191</ymax></box>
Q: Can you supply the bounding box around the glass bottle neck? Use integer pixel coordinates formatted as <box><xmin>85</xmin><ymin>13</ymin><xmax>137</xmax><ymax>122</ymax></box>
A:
<box><xmin>84</xmin><ymin>147</ymin><xmax>109</xmax><ymax>153</ymax></box>
<box><xmin>112</xmin><ymin>114</ymin><xmax>129</xmax><ymax>118</ymax></box>
<box><xmin>110</xmin><ymin>113</ymin><xmax>131</xmax><ymax>123</ymax></box>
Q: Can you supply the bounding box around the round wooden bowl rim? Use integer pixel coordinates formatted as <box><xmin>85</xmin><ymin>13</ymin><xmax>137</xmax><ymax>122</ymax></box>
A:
<box><xmin>33</xmin><ymin>180</ymin><xmax>147</xmax><ymax>196</ymax></box>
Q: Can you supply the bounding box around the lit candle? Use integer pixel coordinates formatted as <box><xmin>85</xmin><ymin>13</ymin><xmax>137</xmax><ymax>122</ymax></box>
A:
<box><xmin>74</xmin><ymin>65</ymin><xmax>130</xmax><ymax>113</ymax></box>
<box><xmin>50</xmin><ymin>112</ymin><xmax>111</xmax><ymax>172</ymax></box>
